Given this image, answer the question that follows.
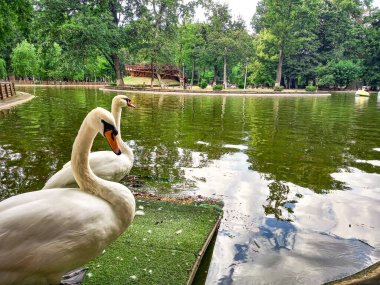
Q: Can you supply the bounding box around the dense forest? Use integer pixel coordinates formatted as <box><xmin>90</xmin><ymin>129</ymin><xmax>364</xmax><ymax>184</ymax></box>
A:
<box><xmin>0</xmin><ymin>0</ymin><xmax>379</xmax><ymax>89</ymax></box>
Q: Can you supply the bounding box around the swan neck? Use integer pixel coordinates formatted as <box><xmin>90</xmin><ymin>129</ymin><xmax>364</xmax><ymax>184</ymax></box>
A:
<box><xmin>70</xmin><ymin>112</ymin><xmax>135</xmax><ymax>229</ymax></box>
<box><xmin>71</xmin><ymin>120</ymin><xmax>96</xmax><ymax>190</ymax></box>
<box><xmin>112</xmin><ymin>104</ymin><xmax>134</xmax><ymax>161</ymax></box>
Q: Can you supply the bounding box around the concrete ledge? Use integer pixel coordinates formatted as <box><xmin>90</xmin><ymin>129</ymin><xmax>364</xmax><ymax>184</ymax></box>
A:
<box><xmin>100</xmin><ymin>87</ymin><xmax>331</xmax><ymax>97</ymax></box>
<box><xmin>0</xmin><ymin>91</ymin><xmax>35</xmax><ymax>111</ymax></box>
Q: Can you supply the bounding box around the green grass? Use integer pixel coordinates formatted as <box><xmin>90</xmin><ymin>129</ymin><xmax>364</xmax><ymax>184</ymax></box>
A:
<box><xmin>123</xmin><ymin>76</ymin><xmax>180</xmax><ymax>86</ymax></box>
<box><xmin>83</xmin><ymin>198</ymin><xmax>221</xmax><ymax>285</ymax></box>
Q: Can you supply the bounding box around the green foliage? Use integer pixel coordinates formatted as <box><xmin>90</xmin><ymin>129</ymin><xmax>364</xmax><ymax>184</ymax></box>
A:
<box><xmin>199</xmin><ymin>81</ymin><xmax>208</xmax><ymax>89</ymax></box>
<box><xmin>318</xmin><ymin>74</ymin><xmax>335</xmax><ymax>88</ymax></box>
<box><xmin>317</xmin><ymin>60</ymin><xmax>362</xmax><ymax>88</ymax></box>
<box><xmin>11</xmin><ymin>40</ymin><xmax>38</xmax><ymax>79</ymax></box>
<box><xmin>213</xmin><ymin>84</ymin><xmax>223</xmax><ymax>91</ymax></box>
<box><xmin>273</xmin><ymin>85</ymin><xmax>284</xmax><ymax>91</ymax></box>
<box><xmin>38</xmin><ymin>43</ymin><xmax>63</xmax><ymax>80</ymax></box>
<box><xmin>249</xmin><ymin>29</ymin><xmax>277</xmax><ymax>86</ymax></box>
<box><xmin>0</xmin><ymin>0</ymin><xmax>33</xmax><ymax>63</ymax></box>
<box><xmin>305</xmin><ymin>85</ymin><xmax>317</xmax><ymax>92</ymax></box>
<box><xmin>333</xmin><ymin>60</ymin><xmax>361</xmax><ymax>87</ymax></box>
<box><xmin>0</xmin><ymin>58</ymin><xmax>6</xmax><ymax>79</ymax></box>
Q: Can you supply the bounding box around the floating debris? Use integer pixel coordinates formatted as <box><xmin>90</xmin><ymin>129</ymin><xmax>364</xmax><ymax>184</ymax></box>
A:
<box><xmin>135</xmin><ymin>210</ymin><xmax>145</xmax><ymax>216</ymax></box>
<box><xmin>175</xmin><ymin>229</ymin><xmax>183</xmax><ymax>235</ymax></box>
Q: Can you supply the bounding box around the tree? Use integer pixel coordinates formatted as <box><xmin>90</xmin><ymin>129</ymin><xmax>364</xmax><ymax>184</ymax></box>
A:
<box><xmin>34</xmin><ymin>0</ymin><xmax>144</xmax><ymax>86</ymax></box>
<box><xmin>249</xmin><ymin>29</ymin><xmax>277</xmax><ymax>86</ymax></box>
<box><xmin>11</xmin><ymin>40</ymin><xmax>38</xmax><ymax>79</ymax></box>
<box><xmin>363</xmin><ymin>9</ymin><xmax>380</xmax><ymax>88</ymax></box>
<box><xmin>134</xmin><ymin>0</ymin><xmax>191</xmax><ymax>87</ymax></box>
<box><xmin>0</xmin><ymin>58</ymin><xmax>6</xmax><ymax>79</ymax></box>
<box><xmin>38</xmin><ymin>43</ymin><xmax>63</xmax><ymax>80</ymax></box>
<box><xmin>333</xmin><ymin>60</ymin><xmax>362</xmax><ymax>87</ymax></box>
<box><xmin>252</xmin><ymin>0</ymin><xmax>302</xmax><ymax>87</ymax></box>
<box><xmin>253</xmin><ymin>0</ymin><xmax>321</xmax><ymax>88</ymax></box>
<box><xmin>317</xmin><ymin>60</ymin><xmax>362</xmax><ymax>88</ymax></box>
<box><xmin>0</xmin><ymin>0</ymin><xmax>33</xmax><ymax>66</ymax></box>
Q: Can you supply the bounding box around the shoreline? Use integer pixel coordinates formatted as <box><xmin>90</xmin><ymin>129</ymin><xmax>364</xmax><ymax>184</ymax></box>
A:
<box><xmin>100</xmin><ymin>87</ymin><xmax>332</xmax><ymax>97</ymax></box>
<box><xmin>0</xmin><ymin>91</ymin><xmax>35</xmax><ymax>111</ymax></box>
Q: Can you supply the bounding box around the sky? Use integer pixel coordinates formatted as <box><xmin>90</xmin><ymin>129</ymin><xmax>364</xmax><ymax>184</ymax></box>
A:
<box><xmin>195</xmin><ymin>0</ymin><xmax>380</xmax><ymax>31</ymax></box>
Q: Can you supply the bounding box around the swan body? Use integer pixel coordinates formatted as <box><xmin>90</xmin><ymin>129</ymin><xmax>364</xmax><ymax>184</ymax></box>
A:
<box><xmin>0</xmin><ymin>107</ymin><xmax>135</xmax><ymax>285</ymax></box>
<box><xmin>43</xmin><ymin>95</ymin><xmax>135</xmax><ymax>189</ymax></box>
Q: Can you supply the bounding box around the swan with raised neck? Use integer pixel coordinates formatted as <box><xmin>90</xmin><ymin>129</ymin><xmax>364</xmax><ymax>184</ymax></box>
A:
<box><xmin>43</xmin><ymin>95</ymin><xmax>135</xmax><ymax>189</ymax></box>
<box><xmin>0</xmin><ymin>107</ymin><xmax>135</xmax><ymax>285</ymax></box>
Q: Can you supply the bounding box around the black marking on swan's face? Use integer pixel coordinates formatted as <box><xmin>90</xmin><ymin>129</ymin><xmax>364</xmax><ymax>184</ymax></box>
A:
<box><xmin>101</xmin><ymin>119</ymin><xmax>118</xmax><ymax>137</ymax></box>
<box><xmin>125</xmin><ymin>97</ymin><xmax>136</xmax><ymax>108</ymax></box>
<box><xmin>101</xmin><ymin>119</ymin><xmax>121</xmax><ymax>155</ymax></box>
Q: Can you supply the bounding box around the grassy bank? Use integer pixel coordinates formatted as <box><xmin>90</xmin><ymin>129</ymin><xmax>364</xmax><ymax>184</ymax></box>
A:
<box><xmin>123</xmin><ymin>76</ymin><xmax>180</xmax><ymax>87</ymax></box>
<box><xmin>83</xmin><ymin>198</ymin><xmax>222</xmax><ymax>285</ymax></box>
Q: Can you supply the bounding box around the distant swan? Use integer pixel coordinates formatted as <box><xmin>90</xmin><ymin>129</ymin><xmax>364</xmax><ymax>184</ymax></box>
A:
<box><xmin>0</xmin><ymin>107</ymin><xmax>136</xmax><ymax>285</ymax></box>
<box><xmin>43</xmin><ymin>95</ymin><xmax>135</xmax><ymax>189</ymax></box>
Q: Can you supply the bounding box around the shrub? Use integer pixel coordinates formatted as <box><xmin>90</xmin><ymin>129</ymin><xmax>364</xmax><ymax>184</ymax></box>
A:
<box><xmin>199</xmin><ymin>81</ymin><xmax>208</xmax><ymax>89</ymax></box>
<box><xmin>273</xmin><ymin>85</ymin><xmax>284</xmax><ymax>91</ymax></box>
<box><xmin>305</xmin><ymin>85</ymin><xmax>317</xmax><ymax>92</ymax></box>
<box><xmin>238</xmin><ymin>83</ymin><xmax>245</xmax><ymax>89</ymax></box>
<box><xmin>213</xmin><ymin>84</ymin><xmax>223</xmax><ymax>91</ymax></box>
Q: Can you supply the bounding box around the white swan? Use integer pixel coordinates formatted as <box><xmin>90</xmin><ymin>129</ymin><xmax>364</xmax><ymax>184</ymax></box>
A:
<box><xmin>0</xmin><ymin>107</ymin><xmax>136</xmax><ymax>285</ymax></box>
<box><xmin>43</xmin><ymin>95</ymin><xmax>135</xmax><ymax>189</ymax></box>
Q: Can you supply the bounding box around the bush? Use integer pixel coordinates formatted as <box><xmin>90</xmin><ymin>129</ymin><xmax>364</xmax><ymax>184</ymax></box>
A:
<box><xmin>238</xmin><ymin>83</ymin><xmax>245</xmax><ymax>89</ymax></box>
<box><xmin>199</xmin><ymin>81</ymin><xmax>208</xmax><ymax>89</ymax></box>
<box><xmin>273</xmin><ymin>85</ymin><xmax>284</xmax><ymax>91</ymax></box>
<box><xmin>213</xmin><ymin>84</ymin><xmax>223</xmax><ymax>91</ymax></box>
<box><xmin>305</xmin><ymin>85</ymin><xmax>317</xmax><ymax>92</ymax></box>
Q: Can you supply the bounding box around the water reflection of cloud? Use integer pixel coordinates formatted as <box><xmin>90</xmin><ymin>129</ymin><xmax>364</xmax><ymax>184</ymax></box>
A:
<box><xmin>183</xmin><ymin>152</ymin><xmax>380</xmax><ymax>284</ymax></box>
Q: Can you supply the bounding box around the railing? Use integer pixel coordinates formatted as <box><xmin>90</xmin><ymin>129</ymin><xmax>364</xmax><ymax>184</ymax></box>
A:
<box><xmin>0</xmin><ymin>82</ymin><xmax>16</xmax><ymax>100</ymax></box>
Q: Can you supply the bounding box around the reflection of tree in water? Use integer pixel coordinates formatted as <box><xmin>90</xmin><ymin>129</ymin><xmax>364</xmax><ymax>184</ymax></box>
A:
<box><xmin>245</xmin><ymin>97</ymin><xmax>353</xmax><ymax>193</ymax></box>
<box><xmin>263</xmin><ymin>181</ymin><xmax>303</xmax><ymax>222</ymax></box>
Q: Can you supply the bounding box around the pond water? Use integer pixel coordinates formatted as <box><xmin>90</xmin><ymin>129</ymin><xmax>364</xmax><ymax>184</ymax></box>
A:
<box><xmin>1</xmin><ymin>87</ymin><xmax>380</xmax><ymax>284</ymax></box>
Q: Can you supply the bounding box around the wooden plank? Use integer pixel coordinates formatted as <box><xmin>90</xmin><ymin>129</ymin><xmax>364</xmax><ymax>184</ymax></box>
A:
<box><xmin>0</xmin><ymin>84</ymin><xmax>3</xmax><ymax>100</ymax></box>
<box><xmin>12</xmin><ymin>83</ymin><xmax>16</xmax><ymax>96</ymax></box>
<box><xmin>6</xmin><ymin>83</ymin><xmax>11</xmax><ymax>97</ymax></box>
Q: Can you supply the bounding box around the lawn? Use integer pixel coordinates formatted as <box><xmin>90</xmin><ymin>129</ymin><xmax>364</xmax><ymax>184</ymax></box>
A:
<box><xmin>83</xmin><ymin>198</ymin><xmax>222</xmax><ymax>285</ymax></box>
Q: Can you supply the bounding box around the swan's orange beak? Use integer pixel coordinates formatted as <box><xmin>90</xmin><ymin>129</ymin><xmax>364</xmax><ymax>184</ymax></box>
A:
<box><xmin>127</xmin><ymin>101</ymin><xmax>136</xmax><ymax>108</ymax></box>
<box><xmin>104</xmin><ymin>130</ymin><xmax>121</xmax><ymax>155</ymax></box>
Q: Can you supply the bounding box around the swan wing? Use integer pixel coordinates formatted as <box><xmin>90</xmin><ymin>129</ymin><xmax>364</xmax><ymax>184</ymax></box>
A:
<box><xmin>0</xmin><ymin>189</ymin><xmax>120</xmax><ymax>282</ymax></box>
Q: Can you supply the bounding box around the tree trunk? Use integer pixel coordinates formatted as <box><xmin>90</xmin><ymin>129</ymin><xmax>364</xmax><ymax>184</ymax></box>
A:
<box><xmin>112</xmin><ymin>53</ymin><xmax>124</xmax><ymax>86</ymax></box>
<box><xmin>213</xmin><ymin>65</ymin><xmax>218</xmax><ymax>85</ymax></box>
<box><xmin>156</xmin><ymin>72</ymin><xmax>164</xmax><ymax>88</ymax></box>
<box><xmin>223</xmin><ymin>47</ymin><xmax>227</xmax><ymax>89</ymax></box>
<box><xmin>275</xmin><ymin>47</ymin><xmax>283</xmax><ymax>87</ymax></box>
<box><xmin>191</xmin><ymin>60</ymin><xmax>195</xmax><ymax>87</ymax></box>
<box><xmin>150</xmin><ymin>60</ymin><xmax>154</xmax><ymax>88</ymax></box>
<box><xmin>182</xmin><ymin>63</ymin><xmax>186</xmax><ymax>90</ymax></box>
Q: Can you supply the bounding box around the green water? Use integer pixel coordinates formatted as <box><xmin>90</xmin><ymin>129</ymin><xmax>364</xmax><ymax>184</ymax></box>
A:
<box><xmin>1</xmin><ymin>87</ymin><xmax>380</xmax><ymax>284</ymax></box>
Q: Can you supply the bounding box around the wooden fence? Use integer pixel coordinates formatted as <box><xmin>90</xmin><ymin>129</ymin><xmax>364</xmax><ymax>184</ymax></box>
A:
<box><xmin>0</xmin><ymin>82</ymin><xmax>16</xmax><ymax>100</ymax></box>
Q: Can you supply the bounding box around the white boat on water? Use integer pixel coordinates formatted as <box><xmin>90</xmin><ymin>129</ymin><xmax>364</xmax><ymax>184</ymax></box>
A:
<box><xmin>355</xmin><ymin>86</ymin><xmax>370</xmax><ymax>97</ymax></box>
